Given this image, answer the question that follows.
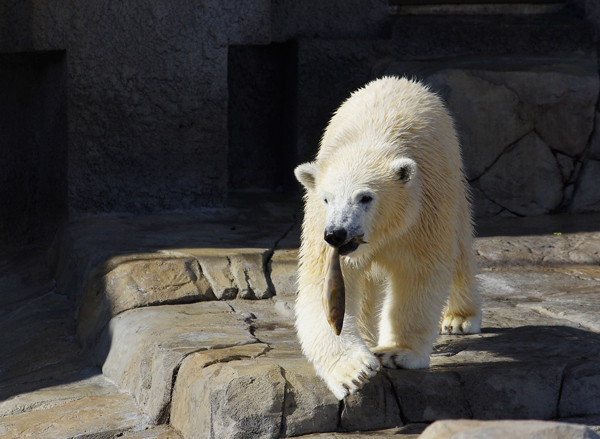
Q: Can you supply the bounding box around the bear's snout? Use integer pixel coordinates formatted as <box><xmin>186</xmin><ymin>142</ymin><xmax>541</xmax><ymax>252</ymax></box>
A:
<box><xmin>324</xmin><ymin>228</ymin><xmax>347</xmax><ymax>248</ymax></box>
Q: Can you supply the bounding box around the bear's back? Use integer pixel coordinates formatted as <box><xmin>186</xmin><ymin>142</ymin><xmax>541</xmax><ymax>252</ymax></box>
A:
<box><xmin>317</xmin><ymin>76</ymin><xmax>458</xmax><ymax>170</ymax></box>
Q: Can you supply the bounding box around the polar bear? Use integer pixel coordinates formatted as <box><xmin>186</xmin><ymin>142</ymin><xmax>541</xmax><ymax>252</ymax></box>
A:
<box><xmin>294</xmin><ymin>76</ymin><xmax>481</xmax><ymax>400</ymax></box>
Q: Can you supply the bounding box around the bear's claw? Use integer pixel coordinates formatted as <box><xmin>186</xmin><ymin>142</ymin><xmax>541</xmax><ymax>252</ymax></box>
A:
<box><xmin>440</xmin><ymin>314</ymin><xmax>481</xmax><ymax>335</ymax></box>
<box><xmin>324</xmin><ymin>350</ymin><xmax>380</xmax><ymax>400</ymax></box>
<box><xmin>372</xmin><ymin>347</ymin><xmax>430</xmax><ymax>369</ymax></box>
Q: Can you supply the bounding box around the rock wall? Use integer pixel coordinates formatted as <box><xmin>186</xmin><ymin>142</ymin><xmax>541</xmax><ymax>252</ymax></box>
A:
<box><xmin>389</xmin><ymin>59</ymin><xmax>600</xmax><ymax>217</ymax></box>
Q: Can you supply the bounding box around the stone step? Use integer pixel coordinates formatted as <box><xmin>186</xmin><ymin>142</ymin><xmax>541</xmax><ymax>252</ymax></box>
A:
<box><xmin>49</xmin><ymin>196</ymin><xmax>300</xmax><ymax>348</ymax></box>
<box><xmin>46</xmin><ymin>208</ymin><xmax>600</xmax><ymax>437</ymax></box>
<box><xmin>165</xmin><ymin>292</ymin><xmax>600</xmax><ymax>438</ymax></box>
<box><xmin>76</xmin><ymin>256</ymin><xmax>600</xmax><ymax>436</ymax></box>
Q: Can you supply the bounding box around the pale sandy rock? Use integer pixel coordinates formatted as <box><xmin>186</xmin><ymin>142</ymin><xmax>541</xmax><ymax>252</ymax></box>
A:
<box><xmin>228</xmin><ymin>251</ymin><xmax>272</xmax><ymax>299</ymax></box>
<box><xmin>171</xmin><ymin>356</ymin><xmax>285</xmax><ymax>439</ymax></box>
<box><xmin>0</xmin><ymin>392</ymin><xmax>146</xmax><ymax>439</ymax></box>
<box><xmin>177</xmin><ymin>248</ymin><xmax>274</xmax><ymax>299</ymax></box>
<box><xmin>229</xmin><ymin>299</ymin><xmax>300</xmax><ymax>352</ymax></box>
<box><xmin>559</xmin><ymin>363</ymin><xmax>600</xmax><ymax>418</ymax></box>
<box><xmin>559</xmin><ymin>416</ymin><xmax>600</xmax><ymax>434</ymax></box>
<box><xmin>474</xmin><ymin>232</ymin><xmax>600</xmax><ymax>267</ymax></box>
<box><xmin>269</xmin><ymin>249</ymin><xmax>299</xmax><ymax>298</ymax></box>
<box><xmin>77</xmin><ymin>255</ymin><xmax>215</xmax><ymax>345</ymax></box>
<box><xmin>170</xmin><ymin>344</ymin><xmax>271</xmax><ymax>438</ymax></box>
<box><xmin>195</xmin><ymin>252</ymin><xmax>239</xmax><ymax>299</ymax></box>
<box><xmin>473</xmin><ymin>264</ymin><xmax>600</xmax><ymax>333</ymax></box>
<box><xmin>172</xmin><ymin>347</ymin><xmax>338</xmax><ymax>438</ymax></box>
<box><xmin>418</xmin><ymin>419</ymin><xmax>599</xmax><ymax>439</ymax></box>
<box><xmin>118</xmin><ymin>425</ymin><xmax>182</xmax><ymax>438</ymax></box>
<box><xmin>0</xmin><ymin>374</ymin><xmax>114</xmax><ymax>417</ymax></box>
<box><xmin>96</xmin><ymin>302</ymin><xmax>256</xmax><ymax>423</ymax></box>
<box><xmin>273</xmin><ymin>298</ymin><xmax>295</xmax><ymax>320</ymax></box>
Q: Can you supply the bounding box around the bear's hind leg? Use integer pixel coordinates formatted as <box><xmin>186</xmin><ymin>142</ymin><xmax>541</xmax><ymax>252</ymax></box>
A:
<box><xmin>440</xmin><ymin>233</ymin><xmax>481</xmax><ymax>335</ymax></box>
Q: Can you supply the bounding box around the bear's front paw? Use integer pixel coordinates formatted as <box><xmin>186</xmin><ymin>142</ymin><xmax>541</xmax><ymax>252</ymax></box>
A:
<box><xmin>323</xmin><ymin>350</ymin><xmax>380</xmax><ymax>400</ymax></box>
<box><xmin>440</xmin><ymin>313</ymin><xmax>481</xmax><ymax>335</ymax></box>
<box><xmin>372</xmin><ymin>346</ymin><xmax>430</xmax><ymax>369</ymax></box>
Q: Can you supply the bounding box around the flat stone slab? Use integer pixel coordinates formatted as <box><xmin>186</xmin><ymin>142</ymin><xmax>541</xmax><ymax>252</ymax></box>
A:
<box><xmin>118</xmin><ymin>425</ymin><xmax>182</xmax><ymax>439</ymax></box>
<box><xmin>51</xmin><ymin>197</ymin><xmax>300</xmax><ymax>347</ymax></box>
<box><xmin>0</xmin><ymin>370</ymin><xmax>151</xmax><ymax>439</ymax></box>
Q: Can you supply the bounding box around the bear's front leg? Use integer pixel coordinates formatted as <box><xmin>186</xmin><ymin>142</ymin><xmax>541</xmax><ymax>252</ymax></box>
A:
<box><xmin>295</xmin><ymin>273</ymin><xmax>379</xmax><ymax>400</ymax></box>
<box><xmin>374</xmin><ymin>270</ymin><xmax>449</xmax><ymax>369</ymax></box>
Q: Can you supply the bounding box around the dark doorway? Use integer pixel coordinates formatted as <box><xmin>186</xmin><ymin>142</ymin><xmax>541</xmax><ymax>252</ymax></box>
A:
<box><xmin>0</xmin><ymin>51</ymin><xmax>67</xmax><ymax>244</ymax></box>
<box><xmin>227</xmin><ymin>42</ymin><xmax>298</xmax><ymax>193</ymax></box>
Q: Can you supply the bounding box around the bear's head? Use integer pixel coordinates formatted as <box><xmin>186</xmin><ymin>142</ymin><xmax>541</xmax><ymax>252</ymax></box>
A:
<box><xmin>295</xmin><ymin>151</ymin><xmax>421</xmax><ymax>258</ymax></box>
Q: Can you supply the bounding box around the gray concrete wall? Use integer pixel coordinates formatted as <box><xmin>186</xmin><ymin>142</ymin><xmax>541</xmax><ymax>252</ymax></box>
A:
<box><xmin>0</xmin><ymin>0</ymin><xmax>388</xmax><ymax>220</ymax></box>
<box><xmin>1</xmin><ymin>0</ymin><xmax>599</xmax><ymax>230</ymax></box>
<box><xmin>0</xmin><ymin>0</ymin><xmax>274</xmax><ymax>217</ymax></box>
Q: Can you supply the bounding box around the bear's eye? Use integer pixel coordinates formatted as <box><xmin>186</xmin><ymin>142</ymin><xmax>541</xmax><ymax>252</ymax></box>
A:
<box><xmin>359</xmin><ymin>195</ymin><xmax>373</xmax><ymax>204</ymax></box>
<box><xmin>323</xmin><ymin>197</ymin><xmax>328</xmax><ymax>204</ymax></box>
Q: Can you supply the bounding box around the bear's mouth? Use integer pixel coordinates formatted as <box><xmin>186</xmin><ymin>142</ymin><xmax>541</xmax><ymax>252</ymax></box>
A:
<box><xmin>338</xmin><ymin>241</ymin><xmax>359</xmax><ymax>255</ymax></box>
<box><xmin>338</xmin><ymin>235</ymin><xmax>366</xmax><ymax>256</ymax></box>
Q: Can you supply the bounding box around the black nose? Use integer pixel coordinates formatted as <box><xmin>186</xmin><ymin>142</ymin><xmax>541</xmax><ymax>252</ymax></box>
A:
<box><xmin>324</xmin><ymin>228</ymin><xmax>347</xmax><ymax>247</ymax></box>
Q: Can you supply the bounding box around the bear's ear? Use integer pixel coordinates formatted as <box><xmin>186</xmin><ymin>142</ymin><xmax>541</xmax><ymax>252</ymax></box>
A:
<box><xmin>294</xmin><ymin>162</ymin><xmax>318</xmax><ymax>191</ymax></box>
<box><xmin>391</xmin><ymin>157</ymin><xmax>417</xmax><ymax>184</ymax></box>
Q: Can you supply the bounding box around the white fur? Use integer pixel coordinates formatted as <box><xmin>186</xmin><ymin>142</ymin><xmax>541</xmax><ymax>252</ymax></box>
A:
<box><xmin>294</xmin><ymin>77</ymin><xmax>482</xmax><ymax>400</ymax></box>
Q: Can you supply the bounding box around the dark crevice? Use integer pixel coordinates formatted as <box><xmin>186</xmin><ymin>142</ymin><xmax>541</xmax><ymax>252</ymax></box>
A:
<box><xmin>279</xmin><ymin>366</ymin><xmax>290</xmax><ymax>438</ymax></box>
<box><xmin>336</xmin><ymin>399</ymin><xmax>345</xmax><ymax>431</ymax></box>
<box><xmin>555</xmin><ymin>363</ymin><xmax>569</xmax><ymax>419</ymax></box>
<box><xmin>475</xmin><ymin>184</ymin><xmax>526</xmax><ymax>218</ymax></box>
<box><xmin>381</xmin><ymin>370</ymin><xmax>408</xmax><ymax>426</ymax></box>
<box><xmin>468</xmin><ymin>130</ymin><xmax>532</xmax><ymax>184</ymax></box>
<box><xmin>564</xmin><ymin>86</ymin><xmax>600</xmax><ymax>212</ymax></box>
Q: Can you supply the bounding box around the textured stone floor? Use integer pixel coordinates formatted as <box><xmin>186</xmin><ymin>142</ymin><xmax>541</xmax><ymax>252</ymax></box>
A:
<box><xmin>1</xmin><ymin>196</ymin><xmax>600</xmax><ymax>438</ymax></box>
